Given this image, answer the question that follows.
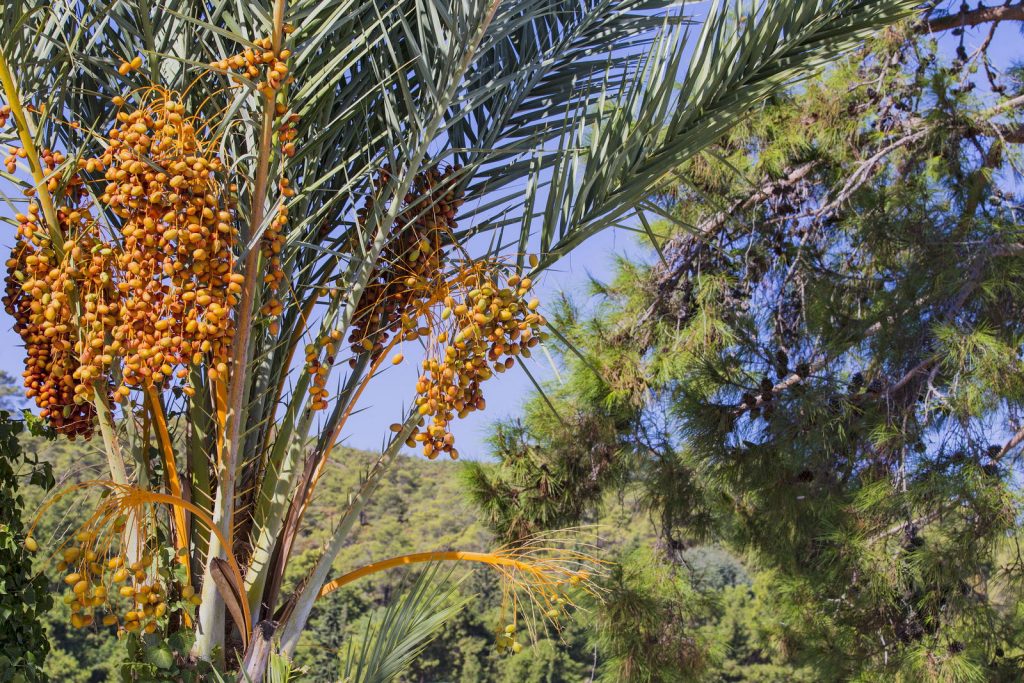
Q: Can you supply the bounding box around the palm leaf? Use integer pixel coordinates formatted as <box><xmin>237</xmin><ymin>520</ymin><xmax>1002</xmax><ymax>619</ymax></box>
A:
<box><xmin>339</xmin><ymin>565</ymin><xmax>469</xmax><ymax>683</ymax></box>
<box><xmin>509</xmin><ymin>0</ymin><xmax>922</xmax><ymax>270</ymax></box>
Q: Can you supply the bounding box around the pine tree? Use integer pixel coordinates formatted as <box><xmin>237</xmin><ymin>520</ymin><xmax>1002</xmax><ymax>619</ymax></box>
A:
<box><xmin>465</xmin><ymin>10</ymin><xmax>1024</xmax><ymax>680</ymax></box>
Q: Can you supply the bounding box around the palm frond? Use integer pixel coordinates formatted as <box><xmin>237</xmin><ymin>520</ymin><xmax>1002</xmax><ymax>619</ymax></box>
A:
<box><xmin>339</xmin><ymin>565</ymin><xmax>469</xmax><ymax>683</ymax></box>
<box><xmin>510</xmin><ymin>0</ymin><xmax>922</xmax><ymax>270</ymax></box>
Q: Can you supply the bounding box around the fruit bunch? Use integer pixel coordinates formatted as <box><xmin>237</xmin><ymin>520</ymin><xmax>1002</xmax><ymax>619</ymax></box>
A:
<box><xmin>3</xmin><ymin>87</ymin><xmax>242</xmax><ymax>433</ymax></box>
<box><xmin>54</xmin><ymin>528</ymin><xmax>199</xmax><ymax>634</ymax></box>
<box><xmin>117</xmin><ymin>55</ymin><xmax>144</xmax><ymax>76</ymax></box>
<box><xmin>353</xmin><ymin>166</ymin><xmax>547</xmax><ymax>460</ymax></box>
<box><xmin>348</xmin><ymin>164</ymin><xmax>464</xmax><ymax>360</ymax></box>
<box><xmin>266</xmin><ymin>133</ymin><xmax>296</xmax><ymax>319</ymax></box>
<box><xmin>406</xmin><ymin>267</ymin><xmax>546</xmax><ymax>459</ymax></box>
<box><xmin>3</xmin><ymin>152</ymin><xmax>118</xmax><ymax>437</ymax></box>
<box><xmin>492</xmin><ymin>568</ymin><xmax>587</xmax><ymax>655</ymax></box>
<box><xmin>3</xmin><ymin>144</ymin><xmax>25</xmax><ymax>173</ymax></box>
<box><xmin>304</xmin><ymin>328</ymin><xmax>343</xmax><ymax>411</ymax></box>
<box><xmin>278</xmin><ymin>109</ymin><xmax>300</xmax><ymax>158</ymax></box>
<box><xmin>494</xmin><ymin>622</ymin><xmax>524</xmax><ymax>655</ymax></box>
<box><xmin>84</xmin><ymin>89</ymin><xmax>241</xmax><ymax>395</ymax></box>
<box><xmin>213</xmin><ymin>36</ymin><xmax>295</xmax><ymax>327</ymax></box>
<box><xmin>350</xmin><ymin>164</ymin><xmax>545</xmax><ymax>459</ymax></box>
<box><xmin>258</xmin><ymin>179</ymin><xmax>293</xmax><ymax>323</ymax></box>
<box><xmin>211</xmin><ymin>35</ymin><xmax>292</xmax><ymax>97</ymax></box>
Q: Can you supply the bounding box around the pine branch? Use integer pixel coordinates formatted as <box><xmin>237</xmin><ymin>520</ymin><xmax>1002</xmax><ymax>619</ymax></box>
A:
<box><xmin>628</xmin><ymin>160</ymin><xmax>822</xmax><ymax>340</ymax></box>
<box><xmin>922</xmin><ymin>2</ymin><xmax>1024</xmax><ymax>33</ymax></box>
<box><xmin>742</xmin><ymin>237</ymin><xmax>1011</xmax><ymax>415</ymax></box>
<box><xmin>866</xmin><ymin>509</ymin><xmax>944</xmax><ymax>544</ymax></box>
<box><xmin>733</xmin><ymin>318</ymin><xmax>887</xmax><ymax>415</ymax></box>
<box><xmin>994</xmin><ymin>425</ymin><xmax>1024</xmax><ymax>461</ymax></box>
<box><xmin>991</xmin><ymin>122</ymin><xmax>1024</xmax><ymax>143</ymax></box>
<box><xmin>633</xmin><ymin>84</ymin><xmax>1024</xmax><ymax>406</ymax></box>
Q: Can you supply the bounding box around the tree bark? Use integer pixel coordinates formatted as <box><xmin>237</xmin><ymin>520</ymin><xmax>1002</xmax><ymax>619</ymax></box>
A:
<box><xmin>238</xmin><ymin>621</ymin><xmax>277</xmax><ymax>683</ymax></box>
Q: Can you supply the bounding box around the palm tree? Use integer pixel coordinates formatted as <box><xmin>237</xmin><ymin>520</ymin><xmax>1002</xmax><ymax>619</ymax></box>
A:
<box><xmin>1</xmin><ymin>0</ymin><xmax>917</xmax><ymax>678</ymax></box>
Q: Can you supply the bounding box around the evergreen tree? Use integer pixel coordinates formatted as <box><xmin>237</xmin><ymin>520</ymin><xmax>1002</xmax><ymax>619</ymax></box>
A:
<box><xmin>465</xmin><ymin>9</ymin><xmax>1024</xmax><ymax>681</ymax></box>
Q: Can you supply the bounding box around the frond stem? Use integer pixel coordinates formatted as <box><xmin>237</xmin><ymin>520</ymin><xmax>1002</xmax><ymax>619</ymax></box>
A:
<box><xmin>200</xmin><ymin>0</ymin><xmax>287</xmax><ymax>661</ymax></box>
<box><xmin>145</xmin><ymin>383</ymin><xmax>189</xmax><ymax>565</ymax></box>
<box><xmin>0</xmin><ymin>44</ymin><xmax>62</xmax><ymax>247</ymax></box>
<box><xmin>318</xmin><ymin>551</ymin><xmax>544</xmax><ymax>599</ymax></box>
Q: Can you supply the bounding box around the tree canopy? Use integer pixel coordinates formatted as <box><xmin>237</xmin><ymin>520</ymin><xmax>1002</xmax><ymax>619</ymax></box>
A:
<box><xmin>466</xmin><ymin>13</ymin><xmax>1024</xmax><ymax>681</ymax></box>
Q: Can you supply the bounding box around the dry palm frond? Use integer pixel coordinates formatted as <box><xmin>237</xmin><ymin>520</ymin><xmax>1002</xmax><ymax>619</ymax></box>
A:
<box><xmin>318</xmin><ymin>528</ymin><xmax>607</xmax><ymax>643</ymax></box>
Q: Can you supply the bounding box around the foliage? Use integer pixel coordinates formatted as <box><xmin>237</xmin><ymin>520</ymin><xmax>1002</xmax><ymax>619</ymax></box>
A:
<box><xmin>464</xmin><ymin>12</ymin><xmax>1024</xmax><ymax>681</ymax></box>
<box><xmin>339</xmin><ymin>566</ymin><xmax>469</xmax><ymax>683</ymax></box>
<box><xmin>117</xmin><ymin>630</ymin><xmax>223</xmax><ymax>683</ymax></box>
<box><xmin>582</xmin><ymin>546</ymin><xmax>713</xmax><ymax>682</ymax></box>
<box><xmin>26</xmin><ymin>432</ymin><xmax>810</xmax><ymax>681</ymax></box>
<box><xmin>0</xmin><ymin>410</ymin><xmax>54</xmax><ymax>681</ymax></box>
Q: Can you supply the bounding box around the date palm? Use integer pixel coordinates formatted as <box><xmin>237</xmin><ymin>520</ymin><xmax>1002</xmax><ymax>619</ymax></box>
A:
<box><xmin>0</xmin><ymin>0</ymin><xmax>917</xmax><ymax>677</ymax></box>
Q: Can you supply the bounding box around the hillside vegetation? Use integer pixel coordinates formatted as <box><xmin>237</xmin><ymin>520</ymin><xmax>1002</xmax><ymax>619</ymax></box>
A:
<box><xmin>23</xmin><ymin>433</ymin><xmax>807</xmax><ymax>682</ymax></box>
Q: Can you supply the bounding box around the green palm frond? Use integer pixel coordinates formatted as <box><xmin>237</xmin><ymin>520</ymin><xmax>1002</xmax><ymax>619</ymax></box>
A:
<box><xmin>266</xmin><ymin>652</ymin><xmax>299</xmax><ymax>683</ymax></box>
<box><xmin>339</xmin><ymin>566</ymin><xmax>469</xmax><ymax>683</ymax></box>
<box><xmin>518</xmin><ymin>0</ymin><xmax>922</xmax><ymax>269</ymax></box>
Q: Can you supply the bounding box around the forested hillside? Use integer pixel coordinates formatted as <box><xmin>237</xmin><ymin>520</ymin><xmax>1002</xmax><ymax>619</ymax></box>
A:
<box><xmin>23</xmin><ymin>433</ymin><xmax>816</xmax><ymax>682</ymax></box>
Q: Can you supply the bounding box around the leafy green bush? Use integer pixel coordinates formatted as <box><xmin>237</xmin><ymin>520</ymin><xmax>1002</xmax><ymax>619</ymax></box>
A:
<box><xmin>0</xmin><ymin>412</ymin><xmax>54</xmax><ymax>681</ymax></box>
